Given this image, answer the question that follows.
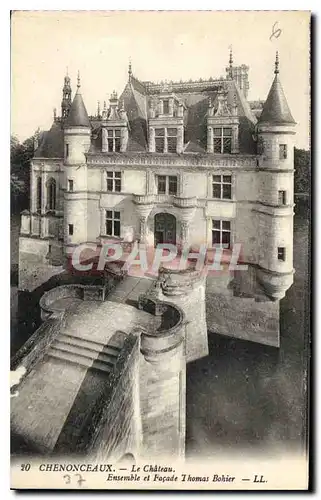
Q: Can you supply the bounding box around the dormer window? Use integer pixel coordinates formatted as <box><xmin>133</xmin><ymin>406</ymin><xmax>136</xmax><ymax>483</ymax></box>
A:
<box><xmin>214</xmin><ymin>128</ymin><xmax>232</xmax><ymax>154</ymax></box>
<box><xmin>108</xmin><ymin>129</ymin><xmax>121</xmax><ymax>152</ymax></box>
<box><xmin>155</xmin><ymin>127</ymin><xmax>177</xmax><ymax>153</ymax></box>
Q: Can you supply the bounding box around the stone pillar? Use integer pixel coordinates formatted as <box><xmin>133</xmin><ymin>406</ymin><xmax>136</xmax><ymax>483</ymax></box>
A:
<box><xmin>148</xmin><ymin>127</ymin><xmax>155</xmax><ymax>153</ymax></box>
<box><xmin>134</xmin><ymin>204</ymin><xmax>153</xmax><ymax>243</ymax></box>
<box><xmin>30</xmin><ymin>170</ymin><xmax>37</xmax><ymax>213</ymax></box>
<box><xmin>102</xmin><ymin>128</ymin><xmax>108</xmax><ymax>153</ymax></box>
<box><xmin>41</xmin><ymin>217</ymin><xmax>48</xmax><ymax>239</ymax></box>
<box><xmin>139</xmin><ymin>216</ymin><xmax>148</xmax><ymax>244</ymax></box>
<box><xmin>101</xmin><ymin>170</ymin><xmax>106</xmax><ymax>192</ymax></box>
<box><xmin>100</xmin><ymin>209</ymin><xmax>105</xmax><ymax>236</ymax></box>
<box><xmin>146</xmin><ymin>170</ymin><xmax>154</xmax><ymax>194</ymax></box>
<box><xmin>41</xmin><ymin>172</ymin><xmax>47</xmax><ymax>214</ymax></box>
<box><xmin>159</xmin><ymin>268</ymin><xmax>209</xmax><ymax>363</ymax></box>
<box><xmin>169</xmin><ymin>98</ymin><xmax>174</xmax><ymax>116</ymax></box>
<box><xmin>177</xmin><ymin>126</ymin><xmax>184</xmax><ymax>154</ymax></box>
<box><xmin>232</xmin><ymin>125</ymin><xmax>239</xmax><ymax>154</ymax></box>
<box><xmin>120</xmin><ymin>127</ymin><xmax>128</xmax><ymax>152</ymax></box>
<box><xmin>207</xmin><ymin>126</ymin><xmax>214</xmax><ymax>153</ymax></box>
<box><xmin>180</xmin><ymin>221</ymin><xmax>189</xmax><ymax>248</ymax></box>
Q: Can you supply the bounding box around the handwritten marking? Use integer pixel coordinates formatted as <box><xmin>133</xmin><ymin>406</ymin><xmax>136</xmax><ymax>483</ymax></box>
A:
<box><xmin>270</xmin><ymin>22</ymin><xmax>282</xmax><ymax>41</ymax></box>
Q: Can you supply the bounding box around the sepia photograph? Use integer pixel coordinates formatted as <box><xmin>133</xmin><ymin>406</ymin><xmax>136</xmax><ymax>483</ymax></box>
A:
<box><xmin>10</xmin><ymin>10</ymin><xmax>311</xmax><ymax>490</ymax></box>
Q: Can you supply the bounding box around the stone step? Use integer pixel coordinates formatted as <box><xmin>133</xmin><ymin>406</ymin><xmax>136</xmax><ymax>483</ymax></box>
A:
<box><xmin>53</xmin><ymin>339</ymin><xmax>118</xmax><ymax>366</ymax></box>
<box><xmin>59</xmin><ymin>333</ymin><xmax>120</xmax><ymax>356</ymax></box>
<box><xmin>58</xmin><ymin>333</ymin><xmax>120</xmax><ymax>357</ymax></box>
<box><xmin>47</xmin><ymin>346</ymin><xmax>113</xmax><ymax>373</ymax></box>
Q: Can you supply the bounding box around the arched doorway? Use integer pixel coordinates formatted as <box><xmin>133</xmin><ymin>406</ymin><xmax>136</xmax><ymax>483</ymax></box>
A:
<box><xmin>154</xmin><ymin>213</ymin><xmax>176</xmax><ymax>246</ymax></box>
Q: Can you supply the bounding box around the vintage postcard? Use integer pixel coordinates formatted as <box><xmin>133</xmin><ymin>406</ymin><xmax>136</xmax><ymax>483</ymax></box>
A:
<box><xmin>10</xmin><ymin>10</ymin><xmax>311</xmax><ymax>490</ymax></box>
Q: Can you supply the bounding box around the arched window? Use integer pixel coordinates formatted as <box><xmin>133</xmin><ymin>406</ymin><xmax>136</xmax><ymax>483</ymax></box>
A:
<box><xmin>47</xmin><ymin>178</ymin><xmax>56</xmax><ymax>211</ymax></box>
<box><xmin>36</xmin><ymin>177</ymin><xmax>42</xmax><ymax>213</ymax></box>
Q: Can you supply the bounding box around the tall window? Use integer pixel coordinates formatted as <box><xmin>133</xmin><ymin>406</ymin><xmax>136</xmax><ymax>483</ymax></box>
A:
<box><xmin>278</xmin><ymin>190</ymin><xmax>286</xmax><ymax>205</ymax></box>
<box><xmin>279</xmin><ymin>144</ymin><xmax>287</xmax><ymax>159</ymax></box>
<box><xmin>155</xmin><ymin>128</ymin><xmax>177</xmax><ymax>153</ymax></box>
<box><xmin>47</xmin><ymin>178</ymin><xmax>56</xmax><ymax>211</ymax></box>
<box><xmin>212</xmin><ymin>175</ymin><xmax>232</xmax><ymax>200</ymax></box>
<box><xmin>107</xmin><ymin>171</ymin><xmax>121</xmax><ymax>192</ymax></box>
<box><xmin>65</xmin><ymin>144</ymin><xmax>69</xmax><ymax>158</ymax></box>
<box><xmin>36</xmin><ymin>176</ymin><xmax>42</xmax><ymax>213</ymax></box>
<box><xmin>278</xmin><ymin>247</ymin><xmax>286</xmax><ymax>261</ymax></box>
<box><xmin>213</xmin><ymin>127</ymin><xmax>232</xmax><ymax>154</ymax></box>
<box><xmin>106</xmin><ymin>210</ymin><xmax>120</xmax><ymax>237</ymax></box>
<box><xmin>212</xmin><ymin>220</ymin><xmax>231</xmax><ymax>248</ymax></box>
<box><xmin>157</xmin><ymin>175</ymin><xmax>178</xmax><ymax>195</ymax></box>
<box><xmin>107</xmin><ymin>129</ymin><xmax>121</xmax><ymax>152</ymax></box>
<box><xmin>68</xmin><ymin>224</ymin><xmax>74</xmax><ymax>236</ymax></box>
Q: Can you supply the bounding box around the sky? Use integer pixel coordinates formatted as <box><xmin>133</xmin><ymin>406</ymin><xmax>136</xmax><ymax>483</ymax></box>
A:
<box><xmin>11</xmin><ymin>10</ymin><xmax>310</xmax><ymax>149</ymax></box>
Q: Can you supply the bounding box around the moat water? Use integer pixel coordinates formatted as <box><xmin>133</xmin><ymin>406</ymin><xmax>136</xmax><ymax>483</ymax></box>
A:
<box><xmin>10</xmin><ymin>197</ymin><xmax>310</xmax><ymax>457</ymax></box>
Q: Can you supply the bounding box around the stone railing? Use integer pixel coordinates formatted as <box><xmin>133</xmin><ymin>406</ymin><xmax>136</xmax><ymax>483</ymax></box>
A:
<box><xmin>39</xmin><ymin>284</ymin><xmax>108</xmax><ymax>321</ymax></box>
<box><xmin>133</xmin><ymin>193</ymin><xmax>175</xmax><ymax>205</ymax></box>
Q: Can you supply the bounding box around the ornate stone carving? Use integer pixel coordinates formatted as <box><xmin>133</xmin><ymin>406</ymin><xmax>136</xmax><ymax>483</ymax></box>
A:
<box><xmin>86</xmin><ymin>154</ymin><xmax>258</xmax><ymax>168</ymax></box>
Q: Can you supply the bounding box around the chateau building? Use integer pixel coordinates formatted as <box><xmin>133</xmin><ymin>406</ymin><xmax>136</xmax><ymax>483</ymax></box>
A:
<box><xmin>19</xmin><ymin>51</ymin><xmax>296</xmax><ymax>301</ymax></box>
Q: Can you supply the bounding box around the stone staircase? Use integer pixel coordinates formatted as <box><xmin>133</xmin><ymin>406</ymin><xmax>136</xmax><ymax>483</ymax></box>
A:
<box><xmin>47</xmin><ymin>333</ymin><xmax>121</xmax><ymax>374</ymax></box>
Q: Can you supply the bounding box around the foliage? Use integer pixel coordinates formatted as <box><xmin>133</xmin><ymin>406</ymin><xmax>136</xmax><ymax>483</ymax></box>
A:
<box><xmin>294</xmin><ymin>148</ymin><xmax>310</xmax><ymax>194</ymax></box>
<box><xmin>11</xmin><ymin>134</ymin><xmax>34</xmax><ymax>211</ymax></box>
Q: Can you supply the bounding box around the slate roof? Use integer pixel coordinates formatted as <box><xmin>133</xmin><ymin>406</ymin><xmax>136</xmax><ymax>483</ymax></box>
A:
<box><xmin>34</xmin><ymin>121</ymin><xmax>64</xmax><ymax>158</ymax></box>
<box><xmin>37</xmin><ymin>66</ymin><xmax>293</xmax><ymax>160</ymax></box>
<box><xmin>258</xmin><ymin>74</ymin><xmax>296</xmax><ymax>125</ymax></box>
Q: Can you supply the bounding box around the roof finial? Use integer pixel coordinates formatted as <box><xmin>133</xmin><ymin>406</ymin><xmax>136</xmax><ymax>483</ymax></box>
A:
<box><xmin>97</xmin><ymin>100</ymin><xmax>101</xmax><ymax>118</ymax></box>
<box><xmin>77</xmin><ymin>70</ymin><xmax>81</xmax><ymax>90</ymax></box>
<box><xmin>274</xmin><ymin>51</ymin><xmax>279</xmax><ymax>75</ymax></box>
<box><xmin>128</xmin><ymin>57</ymin><xmax>132</xmax><ymax>81</ymax></box>
<box><xmin>227</xmin><ymin>45</ymin><xmax>233</xmax><ymax>80</ymax></box>
<box><xmin>66</xmin><ymin>66</ymin><xmax>69</xmax><ymax>77</ymax></box>
<box><xmin>229</xmin><ymin>46</ymin><xmax>233</xmax><ymax>67</ymax></box>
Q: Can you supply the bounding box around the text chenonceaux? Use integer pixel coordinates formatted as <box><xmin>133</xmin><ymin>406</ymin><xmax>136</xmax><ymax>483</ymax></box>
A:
<box><xmin>37</xmin><ymin>463</ymin><xmax>235</xmax><ymax>482</ymax></box>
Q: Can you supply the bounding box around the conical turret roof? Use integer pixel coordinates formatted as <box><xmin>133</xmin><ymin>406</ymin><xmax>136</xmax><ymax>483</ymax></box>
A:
<box><xmin>65</xmin><ymin>73</ymin><xmax>90</xmax><ymax>128</ymax></box>
<box><xmin>259</xmin><ymin>53</ymin><xmax>296</xmax><ymax>126</ymax></box>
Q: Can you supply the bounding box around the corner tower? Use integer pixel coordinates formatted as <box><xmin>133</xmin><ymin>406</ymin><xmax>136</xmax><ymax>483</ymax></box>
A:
<box><xmin>256</xmin><ymin>52</ymin><xmax>296</xmax><ymax>300</ymax></box>
<box><xmin>63</xmin><ymin>72</ymin><xmax>91</xmax><ymax>260</ymax></box>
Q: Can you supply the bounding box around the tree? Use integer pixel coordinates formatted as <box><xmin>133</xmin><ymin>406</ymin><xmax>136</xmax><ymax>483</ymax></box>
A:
<box><xmin>11</xmin><ymin>134</ymin><xmax>34</xmax><ymax>212</ymax></box>
<box><xmin>294</xmin><ymin>147</ymin><xmax>310</xmax><ymax>195</ymax></box>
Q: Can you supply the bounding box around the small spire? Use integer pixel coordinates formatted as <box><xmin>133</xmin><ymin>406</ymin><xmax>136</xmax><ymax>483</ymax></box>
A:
<box><xmin>97</xmin><ymin>100</ymin><xmax>101</xmax><ymax>117</ymax></box>
<box><xmin>66</xmin><ymin>66</ymin><xmax>69</xmax><ymax>77</ymax></box>
<box><xmin>229</xmin><ymin>46</ymin><xmax>233</xmax><ymax>67</ymax></box>
<box><xmin>274</xmin><ymin>51</ymin><xmax>279</xmax><ymax>75</ymax></box>
<box><xmin>53</xmin><ymin>107</ymin><xmax>57</xmax><ymax>120</ymax></box>
<box><xmin>77</xmin><ymin>70</ymin><xmax>81</xmax><ymax>90</ymax></box>
<box><xmin>128</xmin><ymin>57</ymin><xmax>132</xmax><ymax>81</ymax></box>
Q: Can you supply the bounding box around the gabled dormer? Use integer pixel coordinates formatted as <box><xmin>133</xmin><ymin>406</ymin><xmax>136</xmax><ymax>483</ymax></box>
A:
<box><xmin>148</xmin><ymin>83</ymin><xmax>186</xmax><ymax>154</ymax></box>
<box><xmin>207</xmin><ymin>87</ymin><xmax>239</xmax><ymax>154</ymax></box>
<box><xmin>101</xmin><ymin>91</ymin><xmax>129</xmax><ymax>153</ymax></box>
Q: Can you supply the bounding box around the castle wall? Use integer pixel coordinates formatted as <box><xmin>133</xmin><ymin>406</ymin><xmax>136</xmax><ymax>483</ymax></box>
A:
<box><xmin>88</xmin><ymin>334</ymin><xmax>142</xmax><ymax>462</ymax></box>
